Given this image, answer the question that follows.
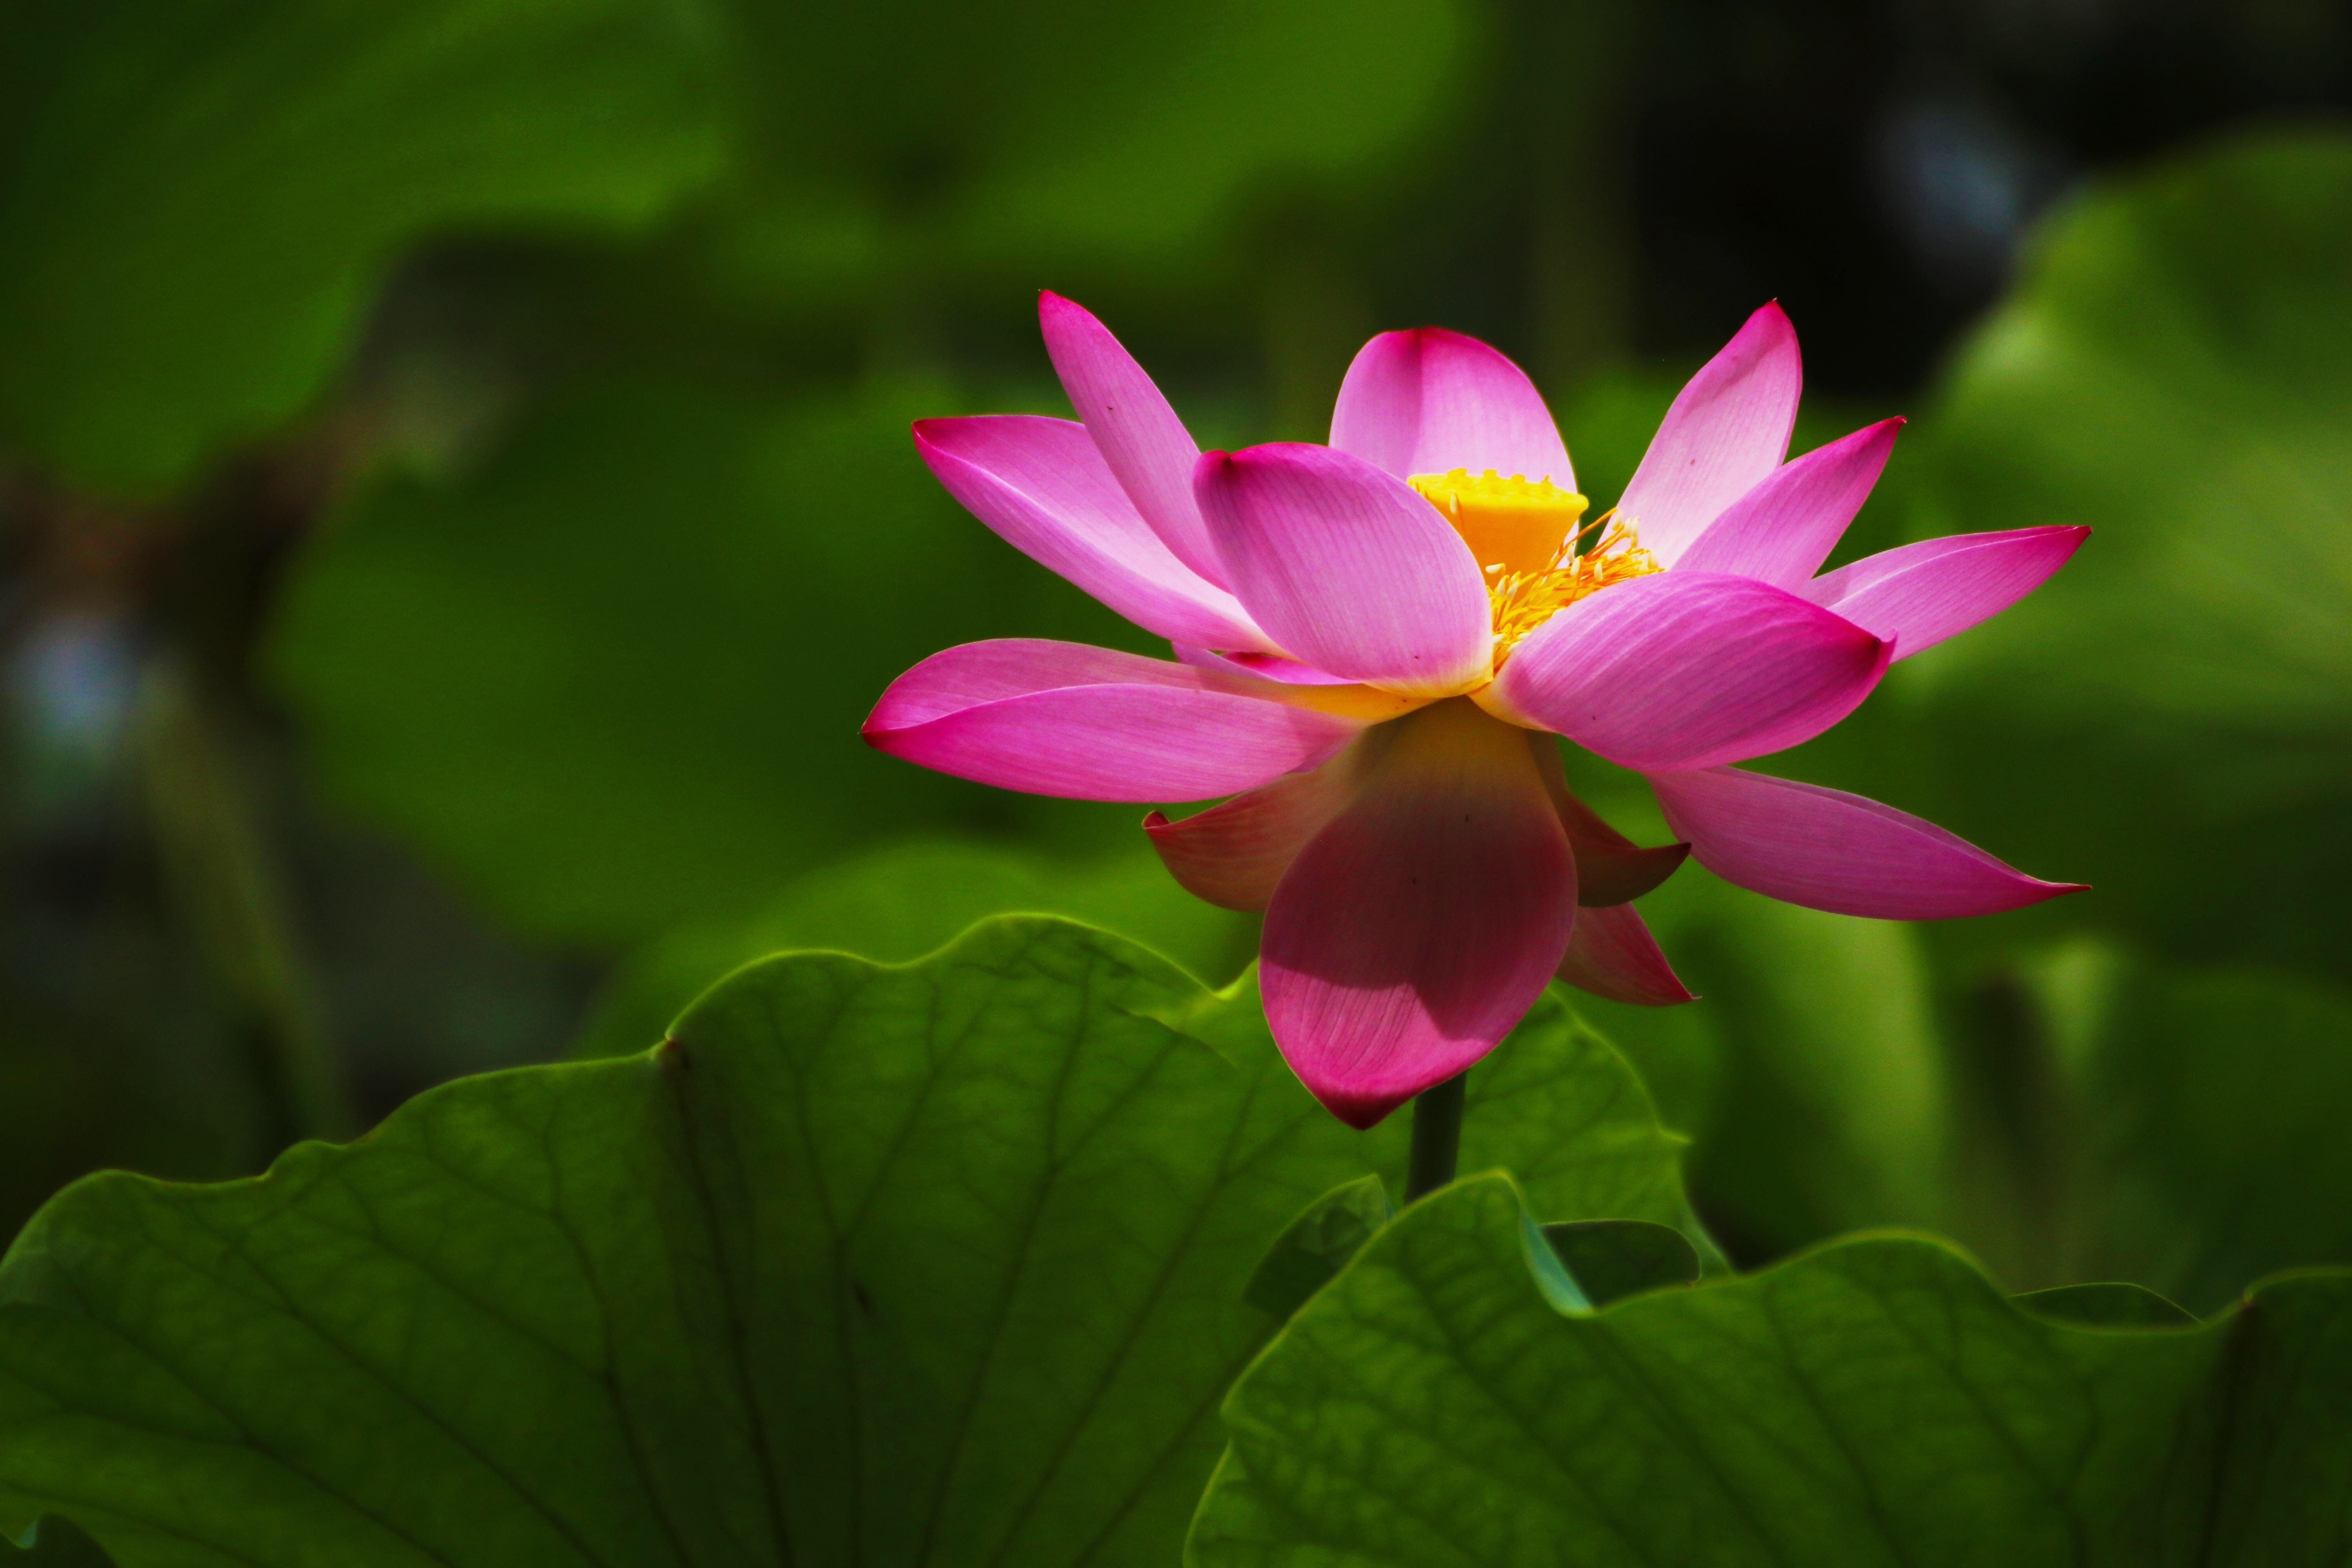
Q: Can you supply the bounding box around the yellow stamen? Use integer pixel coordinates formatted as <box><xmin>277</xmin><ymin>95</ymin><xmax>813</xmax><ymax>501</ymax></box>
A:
<box><xmin>1405</xmin><ymin>468</ymin><xmax>1662</xmax><ymax>666</ymax></box>
<box><xmin>1485</xmin><ymin>510</ymin><xmax>1660</xmax><ymax>661</ymax></box>
<box><xmin>1408</xmin><ymin>468</ymin><xmax>1589</xmax><ymax>578</ymax></box>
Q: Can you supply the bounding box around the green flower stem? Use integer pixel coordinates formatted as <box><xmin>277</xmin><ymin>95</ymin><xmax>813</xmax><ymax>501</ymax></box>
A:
<box><xmin>1403</xmin><ymin>1070</ymin><xmax>1468</xmax><ymax>1203</ymax></box>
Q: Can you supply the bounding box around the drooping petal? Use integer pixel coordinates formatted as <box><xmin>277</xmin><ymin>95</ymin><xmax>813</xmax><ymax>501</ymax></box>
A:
<box><xmin>1037</xmin><ymin>292</ymin><xmax>1229</xmax><ymax>588</ymax></box>
<box><xmin>1647</xmin><ymin>765</ymin><xmax>2085</xmax><ymax>918</ymax></box>
<box><xmin>1572</xmin><ymin>839</ymin><xmax>1689</xmax><ymax>908</ymax></box>
<box><xmin>1618</xmin><ymin>303</ymin><xmax>1803</xmax><ymax>567</ymax></box>
<box><xmin>1328</xmin><ymin>327</ymin><xmax>1574</xmax><ymax>487</ymax></box>
<box><xmin>1172</xmin><ymin>644</ymin><xmax>1356</xmax><ymax>685</ymax></box>
<box><xmin>1143</xmin><ymin>748</ymin><xmax>1359</xmax><ymax>912</ymax></box>
<box><xmin>1673</xmin><ymin>418</ymin><xmax>1904</xmax><ymax>588</ymax></box>
<box><xmin>915</xmin><ymin>416</ymin><xmax>1275</xmax><ymax>653</ymax></box>
<box><xmin>1799</xmin><ymin>526</ymin><xmax>2090</xmax><ymax>659</ymax></box>
<box><xmin>865</xmin><ymin>639</ymin><xmax>1377</xmax><ymax>802</ymax></box>
<box><xmin>1554</xmin><ymin>904</ymin><xmax>1695</xmax><ymax>1007</ymax></box>
<box><xmin>1488</xmin><ymin>572</ymin><xmax>1891</xmax><ymax>771</ymax></box>
<box><xmin>1523</xmin><ymin>730</ymin><xmax>1690</xmax><ymax>906</ymax></box>
<box><xmin>1194</xmin><ymin>444</ymin><xmax>1492</xmax><ymax>697</ymax></box>
<box><xmin>1260</xmin><ymin>701</ymin><xmax>1576</xmax><ymax>1128</ymax></box>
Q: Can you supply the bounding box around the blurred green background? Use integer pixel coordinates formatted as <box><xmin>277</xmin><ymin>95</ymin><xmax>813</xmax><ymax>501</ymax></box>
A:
<box><xmin>0</xmin><ymin>0</ymin><xmax>2348</xmax><ymax>1314</ymax></box>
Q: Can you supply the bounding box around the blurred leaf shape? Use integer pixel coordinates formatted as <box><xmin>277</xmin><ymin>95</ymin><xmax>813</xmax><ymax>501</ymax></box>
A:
<box><xmin>272</xmin><ymin>374</ymin><xmax>1161</xmax><ymax>946</ymax></box>
<box><xmin>1587</xmin><ymin>856</ymin><xmax>2352</xmax><ymax>1312</ymax></box>
<box><xmin>708</xmin><ymin>0</ymin><xmax>1480</xmax><ymax>302</ymax></box>
<box><xmin>1888</xmin><ymin>125</ymin><xmax>2352</xmax><ymax>975</ymax></box>
<box><xmin>0</xmin><ymin>917</ymin><xmax>1696</xmax><ymax>1565</ymax></box>
<box><xmin>2014</xmin><ymin>1281</ymin><xmax>2196</xmax><ymax>1328</ymax></box>
<box><xmin>1566</xmin><ymin>844</ymin><xmax>1953</xmax><ymax>1261</ymax></box>
<box><xmin>1191</xmin><ymin>1172</ymin><xmax>2352</xmax><ymax>1567</ymax></box>
<box><xmin>1244</xmin><ymin>1174</ymin><xmax>1392</xmax><ymax>1321</ymax></box>
<box><xmin>1539</xmin><ymin>1217</ymin><xmax>1702</xmax><ymax>1306</ymax></box>
<box><xmin>570</xmin><ymin>837</ymin><xmax>1254</xmax><ymax>1060</ymax></box>
<box><xmin>2</xmin><ymin>1519</ymin><xmax>112</xmax><ymax>1568</ymax></box>
<box><xmin>0</xmin><ymin>0</ymin><xmax>725</xmax><ymax>496</ymax></box>
<box><xmin>2036</xmin><ymin>957</ymin><xmax>2352</xmax><ymax>1316</ymax></box>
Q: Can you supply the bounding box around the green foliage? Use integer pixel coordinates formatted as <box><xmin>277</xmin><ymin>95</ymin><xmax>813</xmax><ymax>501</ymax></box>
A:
<box><xmin>2014</xmin><ymin>1282</ymin><xmax>2194</xmax><ymax>1328</ymax></box>
<box><xmin>1566</xmin><ymin>846</ymin><xmax>1953</xmax><ymax>1257</ymax></box>
<box><xmin>3</xmin><ymin>1518</ymin><xmax>113</xmax><ymax>1568</ymax></box>
<box><xmin>272</xmin><ymin>376</ymin><xmax>1163</xmax><ymax>945</ymax></box>
<box><xmin>1539</xmin><ymin>1218</ymin><xmax>1701</xmax><ymax>1305</ymax></box>
<box><xmin>0</xmin><ymin>0</ymin><xmax>723</xmax><ymax>496</ymax></box>
<box><xmin>1243</xmin><ymin>1175</ymin><xmax>1392</xmax><ymax>1321</ymax></box>
<box><xmin>706</xmin><ymin>0</ymin><xmax>1479</xmax><ymax>305</ymax></box>
<box><xmin>1584</xmin><ymin>856</ymin><xmax>2352</xmax><ymax>1310</ymax></box>
<box><xmin>1192</xmin><ymin>1173</ymin><xmax>2352</xmax><ymax>1566</ymax></box>
<box><xmin>570</xmin><ymin>839</ymin><xmax>1253</xmax><ymax>1059</ymax></box>
<box><xmin>1875</xmin><ymin>125</ymin><xmax>2352</xmax><ymax>976</ymax></box>
<box><xmin>2025</xmin><ymin>956</ymin><xmax>2352</xmax><ymax>1314</ymax></box>
<box><xmin>0</xmin><ymin>918</ymin><xmax>1695</xmax><ymax>1565</ymax></box>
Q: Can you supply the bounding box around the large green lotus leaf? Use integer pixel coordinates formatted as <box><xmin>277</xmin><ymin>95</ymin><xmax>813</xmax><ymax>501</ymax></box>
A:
<box><xmin>1192</xmin><ymin>1172</ymin><xmax>2352</xmax><ymax>1567</ymax></box>
<box><xmin>0</xmin><ymin>0</ymin><xmax>722</xmax><ymax>497</ymax></box>
<box><xmin>270</xmin><ymin>374</ymin><xmax>1162</xmax><ymax>945</ymax></box>
<box><xmin>1856</xmin><ymin>127</ymin><xmax>2352</xmax><ymax>974</ymax></box>
<box><xmin>0</xmin><ymin>918</ymin><xmax>1696</xmax><ymax>1565</ymax></box>
<box><xmin>570</xmin><ymin>837</ymin><xmax>1254</xmax><ymax>1060</ymax></box>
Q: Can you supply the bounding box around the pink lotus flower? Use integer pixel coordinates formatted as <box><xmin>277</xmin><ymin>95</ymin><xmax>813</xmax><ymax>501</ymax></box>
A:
<box><xmin>867</xmin><ymin>293</ymin><xmax>2084</xmax><ymax>1128</ymax></box>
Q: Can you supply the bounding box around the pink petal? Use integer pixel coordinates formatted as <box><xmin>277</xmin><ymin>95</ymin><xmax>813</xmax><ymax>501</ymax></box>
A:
<box><xmin>1038</xmin><ymin>292</ymin><xmax>1230</xmax><ymax>588</ymax></box>
<box><xmin>1328</xmin><ymin>328</ymin><xmax>1575</xmax><ymax>486</ymax></box>
<box><xmin>1260</xmin><ymin>701</ymin><xmax>1576</xmax><ymax>1128</ymax></box>
<box><xmin>1673</xmin><ymin>418</ymin><xmax>1904</xmax><ymax>588</ymax></box>
<box><xmin>1524</xmin><ymin>731</ymin><xmax>1691</xmax><ymax>906</ymax></box>
<box><xmin>1194</xmin><ymin>444</ymin><xmax>1493</xmax><ymax>697</ymax></box>
<box><xmin>865</xmin><ymin>639</ymin><xmax>1372</xmax><ymax>802</ymax></box>
<box><xmin>1800</xmin><ymin>526</ymin><xmax>2090</xmax><ymax>659</ymax></box>
<box><xmin>915</xmin><ymin>416</ymin><xmax>1275</xmax><ymax>653</ymax></box>
<box><xmin>1172</xmin><ymin>644</ymin><xmax>1356</xmax><ymax>685</ymax></box>
<box><xmin>1573</xmin><ymin>839</ymin><xmax>1690</xmax><ymax>908</ymax></box>
<box><xmin>1143</xmin><ymin>749</ymin><xmax>1359</xmax><ymax>913</ymax></box>
<box><xmin>1554</xmin><ymin>904</ymin><xmax>1695</xmax><ymax>1007</ymax></box>
<box><xmin>1647</xmin><ymin>766</ymin><xmax>2086</xmax><ymax>918</ymax></box>
<box><xmin>1619</xmin><ymin>303</ymin><xmax>1803</xmax><ymax>567</ymax></box>
<box><xmin>1490</xmin><ymin>572</ymin><xmax>1891</xmax><ymax>771</ymax></box>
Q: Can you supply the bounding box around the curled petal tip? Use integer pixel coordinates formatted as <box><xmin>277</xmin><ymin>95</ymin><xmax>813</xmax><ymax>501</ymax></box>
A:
<box><xmin>1554</xmin><ymin>903</ymin><xmax>1696</xmax><ymax>1006</ymax></box>
<box><xmin>1572</xmin><ymin>838</ymin><xmax>1690</xmax><ymax>907</ymax></box>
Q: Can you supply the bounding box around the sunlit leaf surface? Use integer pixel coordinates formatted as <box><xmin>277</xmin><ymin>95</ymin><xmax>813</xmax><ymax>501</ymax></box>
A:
<box><xmin>0</xmin><ymin>919</ymin><xmax>1693</xmax><ymax>1565</ymax></box>
<box><xmin>1192</xmin><ymin>1173</ymin><xmax>2352</xmax><ymax>1566</ymax></box>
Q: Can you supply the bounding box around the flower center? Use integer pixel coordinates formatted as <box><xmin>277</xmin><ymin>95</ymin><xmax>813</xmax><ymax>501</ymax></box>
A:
<box><xmin>1408</xmin><ymin>468</ymin><xmax>1588</xmax><ymax>577</ymax></box>
<box><xmin>1407</xmin><ymin>468</ymin><xmax>1661</xmax><ymax>663</ymax></box>
<box><xmin>1485</xmin><ymin>513</ymin><xmax>1659</xmax><ymax>660</ymax></box>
